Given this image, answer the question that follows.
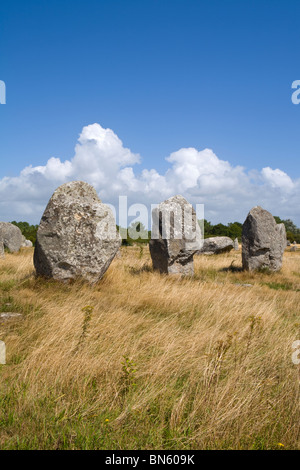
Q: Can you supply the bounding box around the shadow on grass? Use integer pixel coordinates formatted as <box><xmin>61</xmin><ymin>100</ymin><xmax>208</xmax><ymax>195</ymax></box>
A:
<box><xmin>128</xmin><ymin>264</ymin><xmax>153</xmax><ymax>275</ymax></box>
<box><xmin>220</xmin><ymin>261</ymin><xmax>243</xmax><ymax>273</ymax></box>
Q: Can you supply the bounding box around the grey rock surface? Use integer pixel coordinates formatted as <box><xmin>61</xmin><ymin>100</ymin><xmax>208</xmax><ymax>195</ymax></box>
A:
<box><xmin>0</xmin><ymin>222</ymin><xmax>23</xmax><ymax>252</ymax></box>
<box><xmin>0</xmin><ymin>312</ymin><xmax>23</xmax><ymax>320</ymax></box>
<box><xmin>22</xmin><ymin>239</ymin><xmax>33</xmax><ymax>248</ymax></box>
<box><xmin>277</xmin><ymin>223</ymin><xmax>288</xmax><ymax>253</ymax></box>
<box><xmin>34</xmin><ymin>181</ymin><xmax>121</xmax><ymax>283</ymax></box>
<box><xmin>234</xmin><ymin>238</ymin><xmax>239</xmax><ymax>250</ymax></box>
<box><xmin>149</xmin><ymin>195</ymin><xmax>203</xmax><ymax>275</ymax></box>
<box><xmin>198</xmin><ymin>236</ymin><xmax>234</xmax><ymax>255</ymax></box>
<box><xmin>0</xmin><ymin>241</ymin><xmax>4</xmax><ymax>258</ymax></box>
<box><xmin>242</xmin><ymin>206</ymin><xmax>286</xmax><ymax>271</ymax></box>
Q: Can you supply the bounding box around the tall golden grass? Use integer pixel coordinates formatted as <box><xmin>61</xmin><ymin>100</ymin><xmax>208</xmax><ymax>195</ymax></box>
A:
<box><xmin>0</xmin><ymin>246</ymin><xmax>299</xmax><ymax>449</ymax></box>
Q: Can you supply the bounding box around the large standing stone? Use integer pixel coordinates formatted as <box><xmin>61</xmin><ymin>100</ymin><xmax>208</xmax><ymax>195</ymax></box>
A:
<box><xmin>0</xmin><ymin>222</ymin><xmax>23</xmax><ymax>252</ymax></box>
<box><xmin>198</xmin><ymin>236</ymin><xmax>234</xmax><ymax>255</ymax></box>
<box><xmin>34</xmin><ymin>181</ymin><xmax>121</xmax><ymax>283</ymax></box>
<box><xmin>242</xmin><ymin>206</ymin><xmax>286</xmax><ymax>272</ymax></box>
<box><xmin>149</xmin><ymin>195</ymin><xmax>202</xmax><ymax>275</ymax></box>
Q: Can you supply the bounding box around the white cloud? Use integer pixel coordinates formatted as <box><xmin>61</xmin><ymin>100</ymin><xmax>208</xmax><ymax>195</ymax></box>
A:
<box><xmin>261</xmin><ymin>167</ymin><xmax>294</xmax><ymax>191</ymax></box>
<box><xmin>0</xmin><ymin>123</ymin><xmax>300</xmax><ymax>226</ymax></box>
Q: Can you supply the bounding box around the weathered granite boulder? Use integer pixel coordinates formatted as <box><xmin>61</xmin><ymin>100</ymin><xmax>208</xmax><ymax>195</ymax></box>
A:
<box><xmin>34</xmin><ymin>181</ymin><xmax>121</xmax><ymax>283</ymax></box>
<box><xmin>242</xmin><ymin>206</ymin><xmax>286</xmax><ymax>271</ymax></box>
<box><xmin>0</xmin><ymin>222</ymin><xmax>23</xmax><ymax>252</ymax></box>
<box><xmin>234</xmin><ymin>238</ymin><xmax>239</xmax><ymax>251</ymax></box>
<box><xmin>149</xmin><ymin>195</ymin><xmax>203</xmax><ymax>275</ymax></box>
<box><xmin>21</xmin><ymin>237</ymin><xmax>33</xmax><ymax>248</ymax></box>
<box><xmin>198</xmin><ymin>236</ymin><xmax>234</xmax><ymax>255</ymax></box>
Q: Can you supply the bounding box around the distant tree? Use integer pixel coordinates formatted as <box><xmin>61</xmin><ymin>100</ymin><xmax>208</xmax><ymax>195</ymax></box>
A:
<box><xmin>10</xmin><ymin>221</ymin><xmax>38</xmax><ymax>246</ymax></box>
<box><xmin>198</xmin><ymin>220</ymin><xmax>242</xmax><ymax>240</ymax></box>
<box><xmin>286</xmin><ymin>231</ymin><xmax>295</xmax><ymax>243</ymax></box>
<box><xmin>274</xmin><ymin>216</ymin><xmax>300</xmax><ymax>243</ymax></box>
<box><xmin>118</xmin><ymin>222</ymin><xmax>150</xmax><ymax>246</ymax></box>
<box><xmin>227</xmin><ymin>222</ymin><xmax>243</xmax><ymax>240</ymax></box>
<box><xmin>128</xmin><ymin>222</ymin><xmax>149</xmax><ymax>241</ymax></box>
<box><xmin>202</xmin><ymin>219</ymin><xmax>212</xmax><ymax>236</ymax></box>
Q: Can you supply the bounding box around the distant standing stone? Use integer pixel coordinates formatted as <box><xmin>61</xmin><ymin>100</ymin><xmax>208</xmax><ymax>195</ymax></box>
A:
<box><xmin>21</xmin><ymin>238</ymin><xmax>33</xmax><ymax>248</ymax></box>
<box><xmin>0</xmin><ymin>222</ymin><xmax>23</xmax><ymax>253</ymax></box>
<box><xmin>290</xmin><ymin>246</ymin><xmax>297</xmax><ymax>252</ymax></box>
<box><xmin>242</xmin><ymin>206</ymin><xmax>286</xmax><ymax>272</ymax></box>
<box><xmin>149</xmin><ymin>195</ymin><xmax>202</xmax><ymax>275</ymax></box>
<box><xmin>34</xmin><ymin>181</ymin><xmax>121</xmax><ymax>283</ymax></box>
<box><xmin>234</xmin><ymin>238</ymin><xmax>239</xmax><ymax>250</ymax></box>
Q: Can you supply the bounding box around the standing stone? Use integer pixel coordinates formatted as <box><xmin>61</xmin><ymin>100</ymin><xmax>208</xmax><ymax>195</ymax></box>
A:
<box><xmin>234</xmin><ymin>238</ymin><xmax>239</xmax><ymax>250</ymax></box>
<box><xmin>242</xmin><ymin>206</ymin><xmax>286</xmax><ymax>272</ymax></box>
<box><xmin>198</xmin><ymin>236</ymin><xmax>234</xmax><ymax>255</ymax></box>
<box><xmin>277</xmin><ymin>223</ymin><xmax>288</xmax><ymax>253</ymax></box>
<box><xmin>0</xmin><ymin>222</ymin><xmax>23</xmax><ymax>252</ymax></box>
<box><xmin>34</xmin><ymin>181</ymin><xmax>121</xmax><ymax>283</ymax></box>
<box><xmin>290</xmin><ymin>246</ymin><xmax>298</xmax><ymax>252</ymax></box>
<box><xmin>149</xmin><ymin>195</ymin><xmax>202</xmax><ymax>275</ymax></box>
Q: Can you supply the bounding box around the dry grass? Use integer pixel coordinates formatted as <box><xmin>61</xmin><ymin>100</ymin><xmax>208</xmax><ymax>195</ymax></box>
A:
<box><xmin>0</xmin><ymin>246</ymin><xmax>299</xmax><ymax>449</ymax></box>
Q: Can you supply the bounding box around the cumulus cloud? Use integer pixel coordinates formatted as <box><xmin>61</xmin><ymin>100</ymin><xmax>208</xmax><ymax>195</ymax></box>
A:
<box><xmin>0</xmin><ymin>123</ymin><xmax>300</xmax><ymax>226</ymax></box>
<box><xmin>261</xmin><ymin>167</ymin><xmax>294</xmax><ymax>191</ymax></box>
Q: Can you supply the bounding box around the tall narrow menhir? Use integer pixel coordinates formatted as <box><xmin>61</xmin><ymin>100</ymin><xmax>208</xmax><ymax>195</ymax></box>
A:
<box><xmin>149</xmin><ymin>195</ymin><xmax>203</xmax><ymax>275</ymax></box>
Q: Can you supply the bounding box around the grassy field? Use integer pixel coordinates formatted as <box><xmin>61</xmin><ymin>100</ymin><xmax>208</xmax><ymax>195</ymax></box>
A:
<box><xmin>0</xmin><ymin>245</ymin><xmax>299</xmax><ymax>450</ymax></box>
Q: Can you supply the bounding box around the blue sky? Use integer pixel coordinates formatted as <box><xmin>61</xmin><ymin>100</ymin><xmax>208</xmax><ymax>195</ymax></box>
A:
<box><xmin>1</xmin><ymin>0</ymin><xmax>300</xmax><ymax>225</ymax></box>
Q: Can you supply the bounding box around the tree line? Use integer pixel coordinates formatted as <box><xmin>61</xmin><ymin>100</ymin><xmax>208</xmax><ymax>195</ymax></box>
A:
<box><xmin>11</xmin><ymin>221</ymin><xmax>39</xmax><ymax>245</ymax></box>
<box><xmin>11</xmin><ymin>215</ymin><xmax>300</xmax><ymax>247</ymax></box>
